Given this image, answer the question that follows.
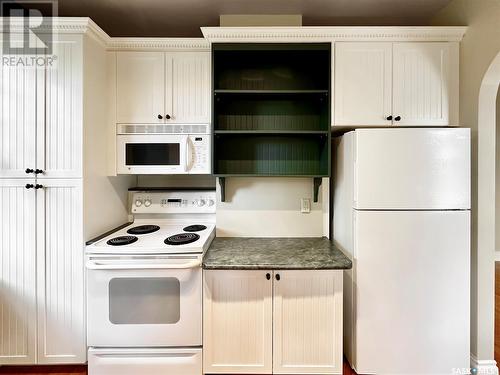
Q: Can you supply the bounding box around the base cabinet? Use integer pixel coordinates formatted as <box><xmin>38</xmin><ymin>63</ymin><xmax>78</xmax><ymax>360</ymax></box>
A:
<box><xmin>203</xmin><ymin>269</ymin><xmax>343</xmax><ymax>375</ymax></box>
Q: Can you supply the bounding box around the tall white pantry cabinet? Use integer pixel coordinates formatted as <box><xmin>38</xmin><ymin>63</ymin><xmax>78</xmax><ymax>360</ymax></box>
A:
<box><xmin>0</xmin><ymin>22</ymin><xmax>131</xmax><ymax>364</ymax></box>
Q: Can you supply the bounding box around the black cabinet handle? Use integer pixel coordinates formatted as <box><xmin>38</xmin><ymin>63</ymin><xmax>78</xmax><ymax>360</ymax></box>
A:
<box><xmin>276</xmin><ymin>274</ymin><xmax>280</xmax><ymax>281</ymax></box>
<box><xmin>25</xmin><ymin>184</ymin><xmax>34</xmax><ymax>189</ymax></box>
<box><xmin>394</xmin><ymin>116</ymin><xmax>401</xmax><ymax>121</ymax></box>
<box><xmin>386</xmin><ymin>115</ymin><xmax>393</xmax><ymax>121</ymax></box>
<box><xmin>34</xmin><ymin>184</ymin><xmax>43</xmax><ymax>189</ymax></box>
<box><xmin>165</xmin><ymin>114</ymin><xmax>171</xmax><ymax>120</ymax></box>
<box><xmin>25</xmin><ymin>168</ymin><xmax>34</xmax><ymax>174</ymax></box>
<box><xmin>34</xmin><ymin>169</ymin><xmax>44</xmax><ymax>174</ymax></box>
<box><xmin>158</xmin><ymin>114</ymin><xmax>163</xmax><ymax>119</ymax></box>
<box><xmin>266</xmin><ymin>273</ymin><xmax>271</xmax><ymax>280</ymax></box>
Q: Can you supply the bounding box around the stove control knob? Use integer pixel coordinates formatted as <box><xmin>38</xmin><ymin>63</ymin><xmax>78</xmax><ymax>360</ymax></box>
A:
<box><xmin>135</xmin><ymin>199</ymin><xmax>143</xmax><ymax>207</ymax></box>
<box><xmin>207</xmin><ymin>199</ymin><xmax>215</xmax><ymax>207</ymax></box>
<box><xmin>144</xmin><ymin>199</ymin><xmax>152</xmax><ymax>207</ymax></box>
<box><xmin>197</xmin><ymin>199</ymin><xmax>206</xmax><ymax>207</ymax></box>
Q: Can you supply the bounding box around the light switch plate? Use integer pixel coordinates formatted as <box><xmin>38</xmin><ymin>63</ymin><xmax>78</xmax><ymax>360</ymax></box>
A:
<box><xmin>301</xmin><ymin>198</ymin><xmax>311</xmax><ymax>213</ymax></box>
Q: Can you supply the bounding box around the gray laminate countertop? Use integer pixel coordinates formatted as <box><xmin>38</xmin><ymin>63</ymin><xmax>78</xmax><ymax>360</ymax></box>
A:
<box><xmin>202</xmin><ymin>237</ymin><xmax>352</xmax><ymax>270</ymax></box>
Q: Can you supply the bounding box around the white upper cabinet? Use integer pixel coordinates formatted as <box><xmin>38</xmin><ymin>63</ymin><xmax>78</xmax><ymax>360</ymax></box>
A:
<box><xmin>116</xmin><ymin>51</ymin><xmax>210</xmax><ymax>124</ymax></box>
<box><xmin>0</xmin><ymin>51</ymin><xmax>37</xmax><ymax>178</ymax></box>
<box><xmin>393</xmin><ymin>43</ymin><xmax>453</xmax><ymax>126</ymax></box>
<box><xmin>334</xmin><ymin>43</ymin><xmax>392</xmax><ymax>126</ymax></box>
<box><xmin>41</xmin><ymin>36</ymin><xmax>83</xmax><ymax>178</ymax></box>
<box><xmin>169</xmin><ymin>52</ymin><xmax>211</xmax><ymax>124</ymax></box>
<box><xmin>116</xmin><ymin>52</ymin><xmax>165</xmax><ymax>124</ymax></box>
<box><xmin>36</xmin><ymin>179</ymin><xmax>85</xmax><ymax>364</ymax></box>
<box><xmin>0</xmin><ymin>179</ymin><xmax>37</xmax><ymax>364</ymax></box>
<box><xmin>334</xmin><ymin>42</ymin><xmax>458</xmax><ymax>127</ymax></box>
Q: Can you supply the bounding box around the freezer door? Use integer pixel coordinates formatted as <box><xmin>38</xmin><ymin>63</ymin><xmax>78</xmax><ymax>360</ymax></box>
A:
<box><xmin>88</xmin><ymin>348</ymin><xmax>202</xmax><ymax>375</ymax></box>
<box><xmin>354</xmin><ymin>128</ymin><xmax>470</xmax><ymax>209</ymax></box>
<box><xmin>350</xmin><ymin>210</ymin><xmax>470</xmax><ymax>375</ymax></box>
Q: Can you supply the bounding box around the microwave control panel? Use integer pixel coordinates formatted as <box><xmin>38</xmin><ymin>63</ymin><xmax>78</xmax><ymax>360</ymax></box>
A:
<box><xmin>131</xmin><ymin>191</ymin><xmax>216</xmax><ymax>214</ymax></box>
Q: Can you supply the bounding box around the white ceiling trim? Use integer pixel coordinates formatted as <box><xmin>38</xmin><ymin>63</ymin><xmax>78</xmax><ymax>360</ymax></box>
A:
<box><xmin>0</xmin><ymin>18</ymin><xmax>467</xmax><ymax>51</ymax></box>
<box><xmin>201</xmin><ymin>26</ymin><xmax>468</xmax><ymax>42</ymax></box>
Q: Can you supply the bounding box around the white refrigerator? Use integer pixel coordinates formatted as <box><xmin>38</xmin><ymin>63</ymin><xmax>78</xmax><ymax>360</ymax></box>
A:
<box><xmin>333</xmin><ymin>128</ymin><xmax>470</xmax><ymax>375</ymax></box>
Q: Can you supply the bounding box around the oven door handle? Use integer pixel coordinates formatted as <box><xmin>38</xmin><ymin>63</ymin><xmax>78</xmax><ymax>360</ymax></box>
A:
<box><xmin>86</xmin><ymin>259</ymin><xmax>201</xmax><ymax>270</ymax></box>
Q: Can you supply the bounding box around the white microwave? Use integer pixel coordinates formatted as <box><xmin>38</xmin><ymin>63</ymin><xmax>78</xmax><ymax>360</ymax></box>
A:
<box><xmin>117</xmin><ymin>133</ymin><xmax>210</xmax><ymax>174</ymax></box>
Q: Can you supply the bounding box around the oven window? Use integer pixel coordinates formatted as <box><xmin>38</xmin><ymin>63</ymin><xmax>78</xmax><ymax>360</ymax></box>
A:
<box><xmin>125</xmin><ymin>143</ymin><xmax>180</xmax><ymax>165</ymax></box>
<box><xmin>109</xmin><ymin>277</ymin><xmax>180</xmax><ymax>324</ymax></box>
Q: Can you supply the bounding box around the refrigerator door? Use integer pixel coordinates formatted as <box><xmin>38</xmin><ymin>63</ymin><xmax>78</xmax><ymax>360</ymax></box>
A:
<box><xmin>354</xmin><ymin>128</ymin><xmax>470</xmax><ymax>210</ymax></box>
<box><xmin>349</xmin><ymin>210</ymin><xmax>470</xmax><ymax>375</ymax></box>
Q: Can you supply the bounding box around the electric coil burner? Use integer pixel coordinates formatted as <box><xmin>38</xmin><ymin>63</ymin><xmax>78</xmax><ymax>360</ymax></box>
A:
<box><xmin>106</xmin><ymin>235</ymin><xmax>138</xmax><ymax>246</ymax></box>
<box><xmin>183</xmin><ymin>224</ymin><xmax>207</xmax><ymax>232</ymax></box>
<box><xmin>127</xmin><ymin>224</ymin><xmax>161</xmax><ymax>235</ymax></box>
<box><xmin>164</xmin><ymin>233</ymin><xmax>200</xmax><ymax>245</ymax></box>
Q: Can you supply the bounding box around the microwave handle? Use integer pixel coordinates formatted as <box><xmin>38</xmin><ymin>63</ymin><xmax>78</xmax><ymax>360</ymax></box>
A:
<box><xmin>185</xmin><ymin>137</ymin><xmax>194</xmax><ymax>172</ymax></box>
<box><xmin>86</xmin><ymin>259</ymin><xmax>201</xmax><ymax>270</ymax></box>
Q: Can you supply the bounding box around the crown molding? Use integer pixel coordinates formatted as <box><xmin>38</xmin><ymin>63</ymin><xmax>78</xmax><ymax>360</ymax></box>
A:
<box><xmin>106</xmin><ymin>38</ymin><xmax>210</xmax><ymax>51</ymax></box>
<box><xmin>201</xmin><ymin>26</ymin><xmax>468</xmax><ymax>43</ymax></box>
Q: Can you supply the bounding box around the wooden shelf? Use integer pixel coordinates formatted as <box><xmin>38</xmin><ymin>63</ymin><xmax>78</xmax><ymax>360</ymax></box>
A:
<box><xmin>214</xmin><ymin>89</ymin><xmax>329</xmax><ymax>94</ymax></box>
<box><xmin>214</xmin><ymin>130</ymin><xmax>329</xmax><ymax>135</ymax></box>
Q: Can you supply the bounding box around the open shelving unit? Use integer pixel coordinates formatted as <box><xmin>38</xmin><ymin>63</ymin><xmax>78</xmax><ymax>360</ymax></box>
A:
<box><xmin>212</xmin><ymin>43</ymin><xmax>331</xmax><ymax>201</ymax></box>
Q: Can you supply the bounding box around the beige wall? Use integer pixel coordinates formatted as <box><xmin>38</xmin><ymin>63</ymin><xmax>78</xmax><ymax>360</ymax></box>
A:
<box><xmin>497</xmin><ymin>89</ymin><xmax>500</xmax><ymax>252</ymax></box>
<box><xmin>431</xmin><ymin>0</ymin><xmax>500</xmax><ymax>362</ymax></box>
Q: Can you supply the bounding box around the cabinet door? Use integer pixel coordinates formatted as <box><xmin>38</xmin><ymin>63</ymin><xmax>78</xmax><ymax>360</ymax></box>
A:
<box><xmin>40</xmin><ymin>35</ymin><xmax>83</xmax><ymax>178</ymax></box>
<box><xmin>116</xmin><ymin>52</ymin><xmax>165</xmax><ymax>124</ymax></box>
<box><xmin>0</xmin><ymin>46</ymin><xmax>37</xmax><ymax>178</ymax></box>
<box><xmin>393</xmin><ymin>43</ymin><xmax>451</xmax><ymax>126</ymax></box>
<box><xmin>36</xmin><ymin>179</ymin><xmax>85</xmax><ymax>364</ymax></box>
<box><xmin>334</xmin><ymin>43</ymin><xmax>392</xmax><ymax>126</ymax></box>
<box><xmin>167</xmin><ymin>52</ymin><xmax>211</xmax><ymax>124</ymax></box>
<box><xmin>0</xmin><ymin>179</ymin><xmax>37</xmax><ymax>364</ymax></box>
<box><xmin>203</xmin><ymin>270</ymin><xmax>273</xmax><ymax>374</ymax></box>
<box><xmin>273</xmin><ymin>270</ymin><xmax>343</xmax><ymax>374</ymax></box>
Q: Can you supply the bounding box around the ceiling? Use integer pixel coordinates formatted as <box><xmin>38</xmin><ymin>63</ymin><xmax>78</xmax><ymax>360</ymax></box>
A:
<box><xmin>52</xmin><ymin>0</ymin><xmax>453</xmax><ymax>37</ymax></box>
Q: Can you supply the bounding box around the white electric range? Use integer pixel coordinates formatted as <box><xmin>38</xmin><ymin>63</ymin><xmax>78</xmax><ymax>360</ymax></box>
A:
<box><xmin>86</xmin><ymin>190</ymin><xmax>215</xmax><ymax>375</ymax></box>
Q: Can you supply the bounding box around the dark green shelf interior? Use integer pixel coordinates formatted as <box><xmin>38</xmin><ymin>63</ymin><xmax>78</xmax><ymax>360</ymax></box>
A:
<box><xmin>214</xmin><ymin>92</ymin><xmax>329</xmax><ymax>132</ymax></box>
<box><xmin>212</xmin><ymin>43</ymin><xmax>331</xmax><ymax>177</ymax></box>
<box><xmin>214</xmin><ymin>134</ymin><xmax>329</xmax><ymax>176</ymax></box>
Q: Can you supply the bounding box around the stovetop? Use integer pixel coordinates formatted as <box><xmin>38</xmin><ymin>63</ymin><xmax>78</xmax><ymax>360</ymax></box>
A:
<box><xmin>86</xmin><ymin>220</ymin><xmax>215</xmax><ymax>255</ymax></box>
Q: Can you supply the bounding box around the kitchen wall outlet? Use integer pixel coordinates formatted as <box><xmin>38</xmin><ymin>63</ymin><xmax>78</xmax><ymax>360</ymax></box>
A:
<box><xmin>301</xmin><ymin>198</ymin><xmax>311</xmax><ymax>213</ymax></box>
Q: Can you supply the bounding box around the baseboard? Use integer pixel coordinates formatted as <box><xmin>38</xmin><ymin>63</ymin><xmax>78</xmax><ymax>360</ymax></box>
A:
<box><xmin>495</xmin><ymin>251</ymin><xmax>500</xmax><ymax>261</ymax></box>
<box><xmin>471</xmin><ymin>354</ymin><xmax>499</xmax><ymax>375</ymax></box>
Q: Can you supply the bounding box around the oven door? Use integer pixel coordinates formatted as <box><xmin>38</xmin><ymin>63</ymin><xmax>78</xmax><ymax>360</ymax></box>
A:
<box><xmin>86</xmin><ymin>255</ymin><xmax>201</xmax><ymax>347</ymax></box>
<box><xmin>117</xmin><ymin>134</ymin><xmax>187</xmax><ymax>174</ymax></box>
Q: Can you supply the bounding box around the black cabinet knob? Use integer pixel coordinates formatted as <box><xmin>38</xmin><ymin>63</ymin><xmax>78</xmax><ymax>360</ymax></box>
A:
<box><xmin>165</xmin><ymin>114</ymin><xmax>171</xmax><ymax>120</ymax></box>
<box><xmin>276</xmin><ymin>274</ymin><xmax>280</xmax><ymax>281</ymax></box>
<box><xmin>25</xmin><ymin>168</ymin><xmax>34</xmax><ymax>174</ymax></box>
<box><xmin>34</xmin><ymin>169</ymin><xmax>44</xmax><ymax>174</ymax></box>
<box><xmin>34</xmin><ymin>184</ymin><xmax>43</xmax><ymax>189</ymax></box>
<box><xmin>25</xmin><ymin>184</ymin><xmax>34</xmax><ymax>189</ymax></box>
<box><xmin>158</xmin><ymin>114</ymin><xmax>163</xmax><ymax>119</ymax></box>
<box><xmin>266</xmin><ymin>273</ymin><xmax>271</xmax><ymax>280</ymax></box>
<box><xmin>386</xmin><ymin>115</ymin><xmax>393</xmax><ymax>121</ymax></box>
<box><xmin>394</xmin><ymin>116</ymin><xmax>401</xmax><ymax>121</ymax></box>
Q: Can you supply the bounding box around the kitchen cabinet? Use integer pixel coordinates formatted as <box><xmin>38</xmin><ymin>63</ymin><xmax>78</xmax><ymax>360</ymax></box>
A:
<box><xmin>203</xmin><ymin>270</ymin><xmax>273</xmax><ymax>374</ymax></box>
<box><xmin>116</xmin><ymin>51</ymin><xmax>211</xmax><ymax>124</ymax></box>
<box><xmin>36</xmin><ymin>179</ymin><xmax>85</xmax><ymax>364</ymax></box>
<box><xmin>0</xmin><ymin>36</ymin><xmax>83</xmax><ymax>179</ymax></box>
<box><xmin>0</xmin><ymin>179</ymin><xmax>37</xmax><ymax>364</ymax></box>
<box><xmin>203</xmin><ymin>270</ymin><xmax>343</xmax><ymax>375</ymax></box>
<box><xmin>334</xmin><ymin>42</ymin><xmax>457</xmax><ymax>126</ymax></box>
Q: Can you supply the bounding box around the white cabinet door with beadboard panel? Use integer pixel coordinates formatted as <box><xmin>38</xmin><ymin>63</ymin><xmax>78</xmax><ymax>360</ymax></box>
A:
<box><xmin>203</xmin><ymin>270</ymin><xmax>273</xmax><ymax>374</ymax></box>
<box><xmin>168</xmin><ymin>52</ymin><xmax>211</xmax><ymax>124</ymax></box>
<box><xmin>0</xmin><ymin>179</ymin><xmax>37</xmax><ymax>364</ymax></box>
<box><xmin>36</xmin><ymin>179</ymin><xmax>85</xmax><ymax>364</ymax></box>
<box><xmin>334</xmin><ymin>42</ymin><xmax>392</xmax><ymax>126</ymax></box>
<box><xmin>40</xmin><ymin>36</ymin><xmax>83</xmax><ymax>178</ymax></box>
<box><xmin>0</xmin><ymin>49</ymin><xmax>37</xmax><ymax>178</ymax></box>
<box><xmin>393</xmin><ymin>43</ymin><xmax>453</xmax><ymax>126</ymax></box>
<box><xmin>273</xmin><ymin>270</ymin><xmax>343</xmax><ymax>374</ymax></box>
<box><xmin>116</xmin><ymin>52</ymin><xmax>165</xmax><ymax>124</ymax></box>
